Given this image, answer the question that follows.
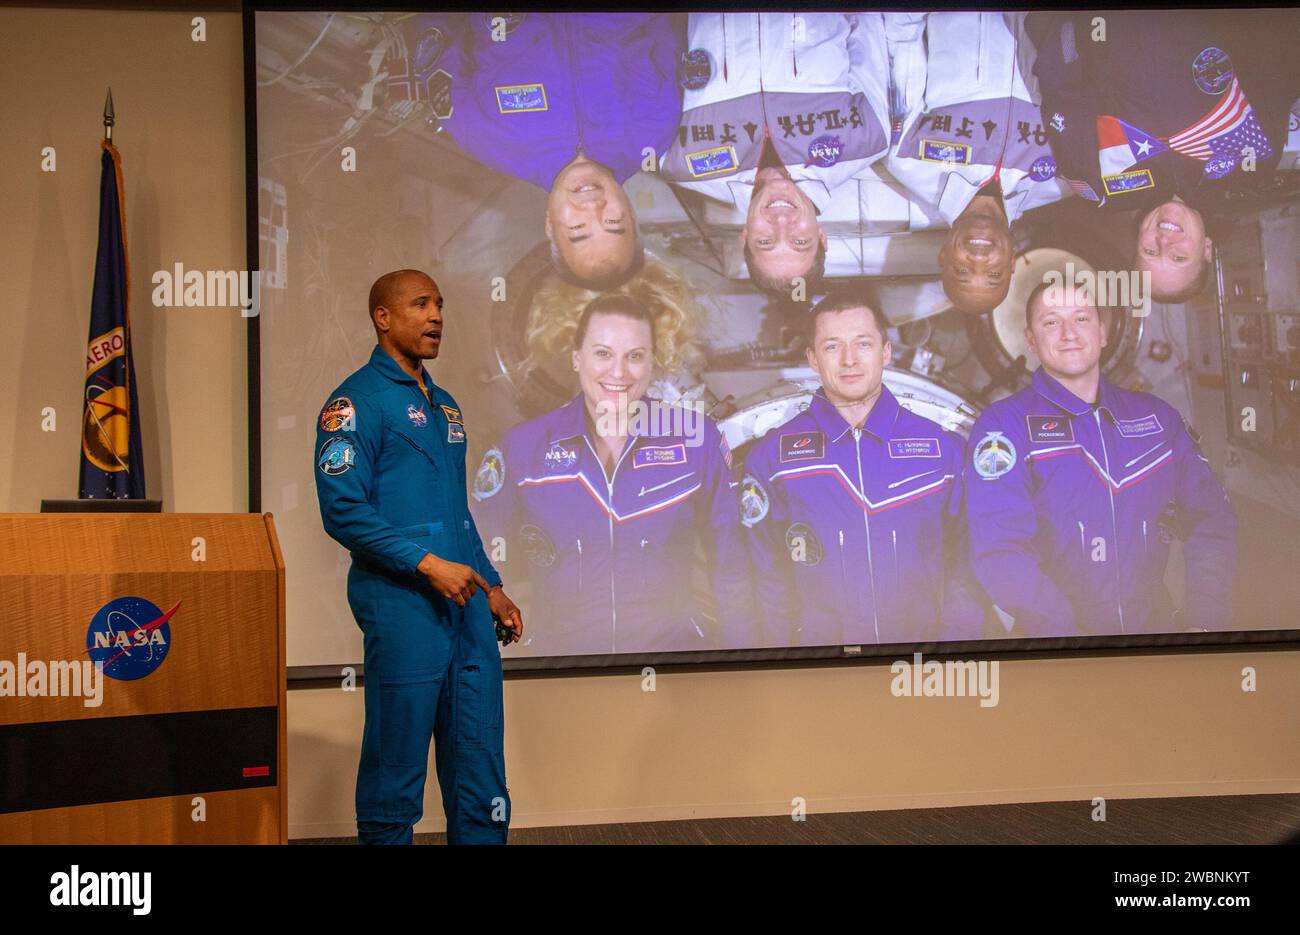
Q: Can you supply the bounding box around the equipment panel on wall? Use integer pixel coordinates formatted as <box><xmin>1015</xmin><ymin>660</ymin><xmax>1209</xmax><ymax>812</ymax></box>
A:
<box><xmin>1220</xmin><ymin>198</ymin><xmax>1300</xmax><ymax>460</ymax></box>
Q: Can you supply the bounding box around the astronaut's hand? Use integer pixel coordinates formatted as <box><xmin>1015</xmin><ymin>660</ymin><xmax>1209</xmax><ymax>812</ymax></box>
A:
<box><xmin>487</xmin><ymin>586</ymin><xmax>524</xmax><ymax>644</ymax></box>
<box><xmin>417</xmin><ymin>553</ymin><xmax>489</xmax><ymax>606</ymax></box>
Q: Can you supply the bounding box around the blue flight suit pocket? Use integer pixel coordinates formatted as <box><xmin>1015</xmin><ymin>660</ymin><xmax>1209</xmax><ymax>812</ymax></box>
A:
<box><xmin>380</xmin><ymin>673</ymin><xmax>441</xmax><ymax>768</ymax></box>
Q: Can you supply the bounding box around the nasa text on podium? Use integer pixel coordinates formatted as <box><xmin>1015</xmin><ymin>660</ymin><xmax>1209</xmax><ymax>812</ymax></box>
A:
<box><xmin>0</xmin><ymin>513</ymin><xmax>286</xmax><ymax>843</ymax></box>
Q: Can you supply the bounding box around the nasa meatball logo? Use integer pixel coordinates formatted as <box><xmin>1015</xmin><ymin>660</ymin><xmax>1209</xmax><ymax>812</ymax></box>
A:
<box><xmin>406</xmin><ymin>404</ymin><xmax>428</xmax><ymax>428</ymax></box>
<box><xmin>1204</xmin><ymin>154</ymin><xmax>1237</xmax><ymax>179</ymax></box>
<box><xmin>85</xmin><ymin>596</ymin><xmax>180</xmax><ymax>681</ymax></box>
<box><xmin>544</xmin><ymin>442</ymin><xmax>579</xmax><ymax>472</ymax></box>
<box><xmin>1029</xmin><ymin>155</ymin><xmax>1057</xmax><ymax>182</ymax></box>
<box><xmin>807</xmin><ymin>135</ymin><xmax>844</xmax><ymax>168</ymax></box>
<box><xmin>1192</xmin><ymin>47</ymin><xmax>1233</xmax><ymax>95</ymax></box>
<box><xmin>973</xmin><ymin>431</ymin><xmax>1017</xmax><ymax>480</ymax></box>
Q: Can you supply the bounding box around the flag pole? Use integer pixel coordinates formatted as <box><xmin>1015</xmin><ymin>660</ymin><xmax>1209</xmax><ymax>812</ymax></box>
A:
<box><xmin>103</xmin><ymin>87</ymin><xmax>114</xmax><ymax>143</ymax></box>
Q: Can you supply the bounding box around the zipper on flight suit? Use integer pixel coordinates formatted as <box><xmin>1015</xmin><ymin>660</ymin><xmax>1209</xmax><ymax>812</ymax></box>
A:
<box><xmin>1093</xmin><ymin>409</ymin><xmax>1125</xmax><ymax>634</ymax></box>
<box><xmin>584</xmin><ymin>435</ymin><xmax>635</xmax><ymax>654</ymax></box>
<box><xmin>852</xmin><ymin>427</ymin><xmax>881</xmax><ymax>644</ymax></box>
<box><xmin>563</xmin><ymin>17</ymin><xmax>587</xmax><ymax>156</ymax></box>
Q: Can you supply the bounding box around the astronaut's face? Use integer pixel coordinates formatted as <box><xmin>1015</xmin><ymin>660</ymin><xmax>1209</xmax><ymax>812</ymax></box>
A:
<box><xmin>573</xmin><ymin>312</ymin><xmax>654</xmax><ymax>425</ymax></box>
<box><xmin>939</xmin><ymin>197</ymin><xmax>1014</xmax><ymax>315</ymax></box>
<box><xmin>805</xmin><ymin>305</ymin><xmax>892</xmax><ymax>407</ymax></box>
<box><xmin>1135</xmin><ymin>198</ymin><xmax>1212</xmax><ymax>301</ymax></box>
<box><xmin>546</xmin><ymin>155</ymin><xmax>638</xmax><ymax>286</ymax></box>
<box><xmin>374</xmin><ymin>272</ymin><xmax>443</xmax><ymax>361</ymax></box>
<box><xmin>743</xmin><ymin>169</ymin><xmax>825</xmax><ymax>291</ymax></box>
<box><xmin>1025</xmin><ymin>289</ymin><xmax>1107</xmax><ymax>382</ymax></box>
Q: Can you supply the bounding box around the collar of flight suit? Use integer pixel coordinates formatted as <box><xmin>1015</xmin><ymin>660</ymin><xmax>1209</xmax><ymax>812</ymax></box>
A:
<box><xmin>807</xmin><ymin>383</ymin><xmax>901</xmax><ymax>444</ymax></box>
<box><xmin>937</xmin><ymin>169</ymin><xmax>1030</xmax><ymax>229</ymax></box>
<box><xmin>546</xmin><ymin>392</ymin><xmax>678</xmax><ymax>450</ymax></box>
<box><xmin>367</xmin><ymin>344</ymin><xmax>435</xmax><ymax>394</ymax></box>
<box><xmin>1031</xmin><ymin>367</ymin><xmax>1123</xmax><ymax>422</ymax></box>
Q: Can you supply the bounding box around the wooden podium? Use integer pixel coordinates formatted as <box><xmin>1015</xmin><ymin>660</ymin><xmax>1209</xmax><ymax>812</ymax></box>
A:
<box><xmin>0</xmin><ymin>513</ymin><xmax>286</xmax><ymax>843</ymax></box>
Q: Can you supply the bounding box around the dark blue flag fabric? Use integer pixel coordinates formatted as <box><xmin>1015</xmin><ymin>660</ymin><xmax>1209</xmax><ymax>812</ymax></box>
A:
<box><xmin>80</xmin><ymin>141</ymin><xmax>145</xmax><ymax>499</ymax></box>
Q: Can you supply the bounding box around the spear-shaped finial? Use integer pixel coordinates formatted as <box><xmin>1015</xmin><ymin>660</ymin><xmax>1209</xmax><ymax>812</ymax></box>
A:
<box><xmin>103</xmin><ymin>87</ymin><xmax>115</xmax><ymax>142</ymax></box>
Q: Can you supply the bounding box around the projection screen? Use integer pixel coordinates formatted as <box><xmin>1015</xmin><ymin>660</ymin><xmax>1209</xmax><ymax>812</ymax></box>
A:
<box><xmin>251</xmin><ymin>9</ymin><xmax>1300</xmax><ymax>671</ymax></box>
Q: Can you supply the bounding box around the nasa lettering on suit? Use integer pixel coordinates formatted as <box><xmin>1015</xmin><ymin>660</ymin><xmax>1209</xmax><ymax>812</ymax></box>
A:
<box><xmin>963</xmin><ymin>368</ymin><xmax>1238</xmax><ymax>637</ymax></box>
<box><xmin>314</xmin><ymin>344</ymin><xmax>508</xmax><ymax>845</ymax></box>
<box><xmin>741</xmin><ymin>385</ymin><xmax>986</xmax><ymax>648</ymax></box>
<box><xmin>470</xmin><ymin>393</ymin><xmax>754</xmax><ymax>655</ymax></box>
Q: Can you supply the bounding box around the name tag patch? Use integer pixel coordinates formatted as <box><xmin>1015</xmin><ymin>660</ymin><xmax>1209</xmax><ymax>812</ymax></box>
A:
<box><xmin>888</xmin><ymin>437</ymin><xmax>941</xmax><ymax>459</ymax></box>
<box><xmin>1026</xmin><ymin>415</ymin><xmax>1074</xmax><ymax>443</ymax></box>
<box><xmin>634</xmin><ymin>444</ymin><xmax>687</xmax><ymax>468</ymax></box>
<box><xmin>1102</xmin><ymin>168</ymin><xmax>1154</xmax><ymax>195</ymax></box>
<box><xmin>686</xmin><ymin>145</ymin><xmax>738</xmax><ymax>178</ymax></box>
<box><xmin>495</xmin><ymin>83</ymin><xmax>547</xmax><ymax>113</ymax></box>
<box><xmin>780</xmin><ymin>431</ymin><xmax>825</xmax><ymax>462</ymax></box>
<box><xmin>1115</xmin><ymin>414</ymin><xmax>1163</xmax><ymax>438</ymax></box>
<box><xmin>919</xmin><ymin>138</ymin><xmax>971</xmax><ymax>164</ymax></box>
<box><xmin>447</xmin><ymin>422</ymin><xmax>466</xmax><ymax>444</ymax></box>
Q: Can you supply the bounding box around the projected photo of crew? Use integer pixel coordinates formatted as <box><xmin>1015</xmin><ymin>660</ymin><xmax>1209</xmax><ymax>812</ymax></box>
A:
<box><xmin>742</xmin><ymin>291</ymin><xmax>982</xmax><ymax>647</ymax></box>
<box><xmin>471</xmin><ymin>294</ymin><xmax>751</xmax><ymax>656</ymax></box>
<box><xmin>254</xmin><ymin>7</ymin><xmax>1300</xmax><ymax>670</ymax></box>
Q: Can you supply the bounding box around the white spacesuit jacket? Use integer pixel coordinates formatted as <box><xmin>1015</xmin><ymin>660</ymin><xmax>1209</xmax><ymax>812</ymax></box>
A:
<box><xmin>883</xmin><ymin>12</ymin><xmax>1072</xmax><ymax>227</ymax></box>
<box><xmin>659</xmin><ymin>12</ymin><xmax>892</xmax><ymax>216</ymax></box>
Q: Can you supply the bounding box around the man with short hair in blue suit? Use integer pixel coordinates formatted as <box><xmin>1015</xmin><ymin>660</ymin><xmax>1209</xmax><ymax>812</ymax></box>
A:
<box><xmin>314</xmin><ymin>269</ymin><xmax>523</xmax><ymax>844</ymax></box>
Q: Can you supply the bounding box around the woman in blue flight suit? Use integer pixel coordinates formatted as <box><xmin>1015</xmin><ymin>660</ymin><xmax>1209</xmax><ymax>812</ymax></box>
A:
<box><xmin>472</xmin><ymin>294</ymin><xmax>752</xmax><ymax>655</ymax></box>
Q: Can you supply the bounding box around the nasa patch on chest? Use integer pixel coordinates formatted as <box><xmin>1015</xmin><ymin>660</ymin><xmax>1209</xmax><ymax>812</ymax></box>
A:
<box><xmin>887</xmin><ymin>437</ymin><xmax>941</xmax><ymax>459</ymax></box>
<box><xmin>1115</xmin><ymin>413</ymin><xmax>1163</xmax><ymax>438</ymax></box>
<box><xmin>779</xmin><ymin>431</ymin><xmax>824</xmax><ymax>462</ymax></box>
<box><xmin>634</xmin><ymin>444</ymin><xmax>686</xmax><ymax>468</ymax></box>
<box><xmin>1026</xmin><ymin>415</ymin><xmax>1074</xmax><ymax>443</ymax></box>
<box><xmin>544</xmin><ymin>441</ymin><xmax>579</xmax><ymax>472</ymax></box>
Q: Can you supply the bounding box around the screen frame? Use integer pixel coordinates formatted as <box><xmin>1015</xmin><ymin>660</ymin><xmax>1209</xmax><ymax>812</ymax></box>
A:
<box><xmin>242</xmin><ymin>1</ymin><xmax>1300</xmax><ymax>680</ymax></box>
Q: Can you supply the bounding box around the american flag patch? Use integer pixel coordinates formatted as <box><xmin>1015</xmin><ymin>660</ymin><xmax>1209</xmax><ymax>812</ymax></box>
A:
<box><xmin>1166</xmin><ymin>78</ymin><xmax>1274</xmax><ymax>164</ymax></box>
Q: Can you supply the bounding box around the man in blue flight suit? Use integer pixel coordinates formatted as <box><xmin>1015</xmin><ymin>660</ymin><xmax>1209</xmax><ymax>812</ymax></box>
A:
<box><xmin>1028</xmin><ymin>9</ymin><xmax>1300</xmax><ymax>301</ymax></box>
<box><xmin>963</xmin><ymin>281</ymin><xmax>1237</xmax><ymax>637</ymax></box>
<box><xmin>392</xmin><ymin>12</ymin><xmax>686</xmax><ymax>289</ymax></box>
<box><xmin>314</xmin><ymin>269</ymin><xmax>523</xmax><ymax>845</ymax></box>
<box><xmin>742</xmin><ymin>291</ymin><xmax>984</xmax><ymax>647</ymax></box>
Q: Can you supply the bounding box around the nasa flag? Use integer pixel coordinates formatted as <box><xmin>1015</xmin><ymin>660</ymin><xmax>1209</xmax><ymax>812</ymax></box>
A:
<box><xmin>80</xmin><ymin>140</ymin><xmax>145</xmax><ymax>499</ymax></box>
